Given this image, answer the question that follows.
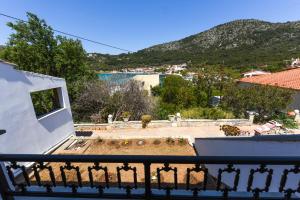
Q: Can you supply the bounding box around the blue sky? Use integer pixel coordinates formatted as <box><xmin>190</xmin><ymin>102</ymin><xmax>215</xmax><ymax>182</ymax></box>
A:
<box><xmin>1</xmin><ymin>0</ymin><xmax>300</xmax><ymax>54</ymax></box>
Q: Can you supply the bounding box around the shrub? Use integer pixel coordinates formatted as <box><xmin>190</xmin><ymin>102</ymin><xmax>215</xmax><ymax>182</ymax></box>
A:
<box><xmin>96</xmin><ymin>137</ymin><xmax>104</xmax><ymax>143</ymax></box>
<box><xmin>153</xmin><ymin>139</ymin><xmax>161</xmax><ymax>145</ymax></box>
<box><xmin>141</xmin><ymin>115</ymin><xmax>152</xmax><ymax>128</ymax></box>
<box><xmin>121</xmin><ymin>140</ymin><xmax>132</xmax><ymax>146</ymax></box>
<box><xmin>121</xmin><ymin>111</ymin><xmax>131</xmax><ymax>118</ymax></box>
<box><xmin>166</xmin><ymin>137</ymin><xmax>175</xmax><ymax>145</ymax></box>
<box><xmin>272</xmin><ymin>113</ymin><xmax>298</xmax><ymax>129</ymax></box>
<box><xmin>221</xmin><ymin>125</ymin><xmax>241</xmax><ymax>136</ymax></box>
<box><xmin>109</xmin><ymin>140</ymin><xmax>119</xmax><ymax>145</ymax></box>
<box><xmin>178</xmin><ymin>138</ymin><xmax>187</xmax><ymax>145</ymax></box>
<box><xmin>90</xmin><ymin>113</ymin><xmax>102</xmax><ymax>123</ymax></box>
<box><xmin>181</xmin><ymin>107</ymin><xmax>234</xmax><ymax>120</ymax></box>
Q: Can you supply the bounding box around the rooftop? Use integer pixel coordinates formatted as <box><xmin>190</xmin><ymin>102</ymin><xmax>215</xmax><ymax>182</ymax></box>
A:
<box><xmin>239</xmin><ymin>68</ymin><xmax>300</xmax><ymax>90</ymax></box>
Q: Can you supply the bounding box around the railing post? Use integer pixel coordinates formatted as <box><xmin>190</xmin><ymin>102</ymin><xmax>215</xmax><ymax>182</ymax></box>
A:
<box><xmin>0</xmin><ymin>162</ymin><xmax>14</xmax><ymax>200</ymax></box>
<box><xmin>144</xmin><ymin>162</ymin><xmax>151</xmax><ymax>200</ymax></box>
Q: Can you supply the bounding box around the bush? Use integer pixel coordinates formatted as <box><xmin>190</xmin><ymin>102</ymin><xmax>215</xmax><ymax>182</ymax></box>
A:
<box><xmin>121</xmin><ymin>111</ymin><xmax>131</xmax><ymax>118</ymax></box>
<box><xmin>109</xmin><ymin>140</ymin><xmax>119</xmax><ymax>145</ymax></box>
<box><xmin>153</xmin><ymin>101</ymin><xmax>177</xmax><ymax>120</ymax></box>
<box><xmin>90</xmin><ymin>113</ymin><xmax>102</xmax><ymax>123</ymax></box>
<box><xmin>181</xmin><ymin>107</ymin><xmax>234</xmax><ymax>120</ymax></box>
<box><xmin>96</xmin><ymin>137</ymin><xmax>104</xmax><ymax>143</ymax></box>
<box><xmin>122</xmin><ymin>140</ymin><xmax>132</xmax><ymax>146</ymax></box>
<box><xmin>153</xmin><ymin>139</ymin><xmax>161</xmax><ymax>145</ymax></box>
<box><xmin>272</xmin><ymin>113</ymin><xmax>298</xmax><ymax>129</ymax></box>
<box><xmin>141</xmin><ymin>115</ymin><xmax>152</xmax><ymax>128</ymax></box>
<box><xmin>166</xmin><ymin>137</ymin><xmax>175</xmax><ymax>145</ymax></box>
<box><xmin>221</xmin><ymin>125</ymin><xmax>241</xmax><ymax>136</ymax></box>
<box><xmin>178</xmin><ymin>138</ymin><xmax>187</xmax><ymax>145</ymax></box>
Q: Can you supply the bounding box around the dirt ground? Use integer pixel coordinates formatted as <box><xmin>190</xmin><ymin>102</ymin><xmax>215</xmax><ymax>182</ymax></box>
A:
<box><xmin>31</xmin><ymin>138</ymin><xmax>209</xmax><ymax>189</ymax></box>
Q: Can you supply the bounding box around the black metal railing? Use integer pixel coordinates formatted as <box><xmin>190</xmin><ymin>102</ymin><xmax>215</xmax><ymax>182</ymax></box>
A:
<box><xmin>0</xmin><ymin>154</ymin><xmax>299</xmax><ymax>200</ymax></box>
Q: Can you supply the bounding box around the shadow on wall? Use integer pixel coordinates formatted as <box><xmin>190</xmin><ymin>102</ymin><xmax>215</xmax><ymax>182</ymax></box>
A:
<box><xmin>0</xmin><ymin>64</ymin><xmax>33</xmax><ymax>85</ymax></box>
<box><xmin>38</xmin><ymin>109</ymin><xmax>73</xmax><ymax>133</ymax></box>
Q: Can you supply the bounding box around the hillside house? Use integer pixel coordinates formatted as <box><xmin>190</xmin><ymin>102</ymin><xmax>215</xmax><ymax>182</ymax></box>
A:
<box><xmin>239</xmin><ymin>68</ymin><xmax>300</xmax><ymax>110</ymax></box>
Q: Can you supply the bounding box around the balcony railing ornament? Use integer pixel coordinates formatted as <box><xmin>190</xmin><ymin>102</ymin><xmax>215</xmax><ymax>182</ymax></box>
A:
<box><xmin>186</xmin><ymin>163</ymin><xmax>208</xmax><ymax>196</ymax></box>
<box><xmin>279</xmin><ymin>165</ymin><xmax>300</xmax><ymax>200</ymax></box>
<box><xmin>116</xmin><ymin>162</ymin><xmax>137</xmax><ymax>197</ymax></box>
<box><xmin>0</xmin><ymin>154</ymin><xmax>299</xmax><ymax>200</ymax></box>
<box><xmin>60</xmin><ymin>161</ymin><xmax>82</xmax><ymax>193</ymax></box>
<box><xmin>88</xmin><ymin>162</ymin><xmax>109</xmax><ymax>195</ymax></box>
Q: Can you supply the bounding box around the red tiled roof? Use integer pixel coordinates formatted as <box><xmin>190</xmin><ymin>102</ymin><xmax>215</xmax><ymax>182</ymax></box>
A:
<box><xmin>239</xmin><ymin>68</ymin><xmax>300</xmax><ymax>90</ymax></box>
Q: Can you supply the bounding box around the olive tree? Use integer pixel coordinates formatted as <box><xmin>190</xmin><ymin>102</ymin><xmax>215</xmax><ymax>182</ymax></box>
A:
<box><xmin>72</xmin><ymin>80</ymin><xmax>155</xmax><ymax>122</ymax></box>
<box><xmin>222</xmin><ymin>84</ymin><xmax>294</xmax><ymax>121</ymax></box>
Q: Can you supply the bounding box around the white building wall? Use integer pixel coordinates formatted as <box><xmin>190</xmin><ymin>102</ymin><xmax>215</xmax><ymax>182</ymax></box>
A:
<box><xmin>194</xmin><ymin>135</ymin><xmax>300</xmax><ymax>194</ymax></box>
<box><xmin>132</xmin><ymin>74</ymin><xmax>160</xmax><ymax>95</ymax></box>
<box><xmin>0</xmin><ymin>61</ymin><xmax>74</xmax><ymax>154</ymax></box>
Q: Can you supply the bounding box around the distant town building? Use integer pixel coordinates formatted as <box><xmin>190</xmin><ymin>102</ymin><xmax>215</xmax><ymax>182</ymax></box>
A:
<box><xmin>166</xmin><ymin>63</ymin><xmax>187</xmax><ymax>74</ymax></box>
<box><xmin>239</xmin><ymin>68</ymin><xmax>300</xmax><ymax>110</ymax></box>
<box><xmin>132</xmin><ymin>74</ymin><xmax>160</xmax><ymax>95</ymax></box>
<box><xmin>291</xmin><ymin>57</ymin><xmax>300</xmax><ymax>67</ymax></box>
<box><xmin>242</xmin><ymin>70</ymin><xmax>271</xmax><ymax>77</ymax></box>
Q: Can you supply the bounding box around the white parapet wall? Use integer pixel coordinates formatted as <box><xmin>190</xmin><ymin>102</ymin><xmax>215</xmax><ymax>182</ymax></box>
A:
<box><xmin>75</xmin><ymin>118</ymin><xmax>251</xmax><ymax>130</ymax></box>
<box><xmin>194</xmin><ymin>135</ymin><xmax>300</xmax><ymax>194</ymax></box>
<box><xmin>0</xmin><ymin>61</ymin><xmax>74</xmax><ymax>154</ymax></box>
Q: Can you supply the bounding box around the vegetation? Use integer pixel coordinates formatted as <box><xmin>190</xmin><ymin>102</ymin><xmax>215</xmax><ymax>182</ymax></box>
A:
<box><xmin>272</xmin><ymin>113</ymin><xmax>298</xmax><ymax>129</ymax></box>
<box><xmin>0</xmin><ymin>12</ymin><xmax>96</xmax><ymax>102</ymax></box>
<box><xmin>166</xmin><ymin>137</ymin><xmax>175</xmax><ymax>145</ymax></box>
<box><xmin>178</xmin><ymin>138</ymin><xmax>187</xmax><ymax>145</ymax></box>
<box><xmin>222</xmin><ymin>84</ymin><xmax>294</xmax><ymax>121</ymax></box>
<box><xmin>141</xmin><ymin>115</ymin><xmax>152</xmax><ymax>128</ymax></box>
<box><xmin>73</xmin><ymin>80</ymin><xmax>153</xmax><ymax>122</ymax></box>
<box><xmin>181</xmin><ymin>107</ymin><xmax>234</xmax><ymax>120</ymax></box>
<box><xmin>153</xmin><ymin>139</ymin><xmax>161</xmax><ymax>145</ymax></box>
<box><xmin>152</xmin><ymin>70</ymin><xmax>234</xmax><ymax>120</ymax></box>
<box><xmin>88</xmin><ymin>19</ymin><xmax>300</xmax><ymax>71</ymax></box>
<box><xmin>30</xmin><ymin>88</ymin><xmax>61</xmax><ymax>117</ymax></box>
<box><xmin>121</xmin><ymin>111</ymin><xmax>131</xmax><ymax>119</ymax></box>
<box><xmin>221</xmin><ymin>125</ymin><xmax>241</xmax><ymax>136</ymax></box>
<box><xmin>1</xmin><ymin>13</ymin><xmax>297</xmax><ymax>124</ymax></box>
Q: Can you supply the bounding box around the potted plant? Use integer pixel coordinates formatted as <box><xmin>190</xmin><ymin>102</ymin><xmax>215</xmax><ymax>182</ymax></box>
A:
<box><xmin>141</xmin><ymin>115</ymin><xmax>152</xmax><ymax>128</ymax></box>
<box><xmin>168</xmin><ymin>114</ymin><xmax>175</xmax><ymax>122</ymax></box>
<box><xmin>121</xmin><ymin>111</ymin><xmax>131</xmax><ymax>122</ymax></box>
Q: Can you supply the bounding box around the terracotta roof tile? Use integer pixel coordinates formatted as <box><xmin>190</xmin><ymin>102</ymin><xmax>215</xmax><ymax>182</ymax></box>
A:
<box><xmin>239</xmin><ymin>68</ymin><xmax>300</xmax><ymax>90</ymax></box>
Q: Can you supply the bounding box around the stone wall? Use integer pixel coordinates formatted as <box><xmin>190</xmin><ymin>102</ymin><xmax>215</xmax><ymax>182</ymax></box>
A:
<box><xmin>75</xmin><ymin>118</ymin><xmax>252</xmax><ymax>131</ymax></box>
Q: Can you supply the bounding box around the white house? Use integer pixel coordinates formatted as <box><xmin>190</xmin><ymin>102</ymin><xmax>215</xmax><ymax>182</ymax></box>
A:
<box><xmin>0</xmin><ymin>60</ymin><xmax>74</xmax><ymax>154</ymax></box>
<box><xmin>132</xmin><ymin>74</ymin><xmax>160</xmax><ymax>95</ymax></box>
<box><xmin>242</xmin><ymin>70</ymin><xmax>271</xmax><ymax>77</ymax></box>
<box><xmin>291</xmin><ymin>58</ymin><xmax>300</xmax><ymax>67</ymax></box>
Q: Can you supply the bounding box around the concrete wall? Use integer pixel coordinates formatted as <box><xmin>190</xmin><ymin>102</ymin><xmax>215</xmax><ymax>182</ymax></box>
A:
<box><xmin>132</xmin><ymin>74</ymin><xmax>160</xmax><ymax>95</ymax></box>
<box><xmin>194</xmin><ymin>135</ymin><xmax>300</xmax><ymax>193</ymax></box>
<box><xmin>0</xmin><ymin>61</ymin><xmax>74</xmax><ymax>154</ymax></box>
<box><xmin>75</xmin><ymin>118</ymin><xmax>251</xmax><ymax>130</ymax></box>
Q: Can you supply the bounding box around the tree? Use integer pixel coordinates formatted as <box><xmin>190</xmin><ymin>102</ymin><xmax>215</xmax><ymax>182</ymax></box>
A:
<box><xmin>1</xmin><ymin>12</ymin><xmax>95</xmax><ymax>101</ymax></box>
<box><xmin>72</xmin><ymin>80</ymin><xmax>154</xmax><ymax>122</ymax></box>
<box><xmin>193</xmin><ymin>66</ymin><xmax>234</xmax><ymax>107</ymax></box>
<box><xmin>160</xmin><ymin>75</ymin><xmax>196</xmax><ymax>109</ymax></box>
<box><xmin>222</xmin><ymin>84</ymin><xmax>294</xmax><ymax>121</ymax></box>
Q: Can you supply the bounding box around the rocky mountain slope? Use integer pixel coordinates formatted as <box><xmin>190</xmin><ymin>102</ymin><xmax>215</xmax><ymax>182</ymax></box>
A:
<box><xmin>90</xmin><ymin>19</ymin><xmax>300</xmax><ymax>69</ymax></box>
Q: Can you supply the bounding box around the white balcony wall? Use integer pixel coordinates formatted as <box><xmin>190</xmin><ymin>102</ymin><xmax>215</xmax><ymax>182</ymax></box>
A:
<box><xmin>0</xmin><ymin>61</ymin><xmax>74</xmax><ymax>154</ymax></box>
<box><xmin>194</xmin><ymin>135</ymin><xmax>300</xmax><ymax>195</ymax></box>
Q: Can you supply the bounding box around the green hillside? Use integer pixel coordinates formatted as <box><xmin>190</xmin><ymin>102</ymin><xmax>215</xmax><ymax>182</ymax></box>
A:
<box><xmin>89</xmin><ymin>19</ymin><xmax>300</xmax><ymax>70</ymax></box>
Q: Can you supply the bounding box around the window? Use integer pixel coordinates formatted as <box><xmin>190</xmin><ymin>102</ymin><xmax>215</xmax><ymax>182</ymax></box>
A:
<box><xmin>30</xmin><ymin>88</ymin><xmax>64</xmax><ymax>118</ymax></box>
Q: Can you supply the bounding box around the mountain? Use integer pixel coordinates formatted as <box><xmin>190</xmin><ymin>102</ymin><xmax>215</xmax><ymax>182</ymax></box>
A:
<box><xmin>89</xmin><ymin>19</ymin><xmax>300</xmax><ymax>70</ymax></box>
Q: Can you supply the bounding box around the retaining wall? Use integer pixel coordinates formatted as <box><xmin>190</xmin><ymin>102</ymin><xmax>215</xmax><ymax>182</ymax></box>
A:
<box><xmin>75</xmin><ymin>118</ymin><xmax>252</xmax><ymax>131</ymax></box>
